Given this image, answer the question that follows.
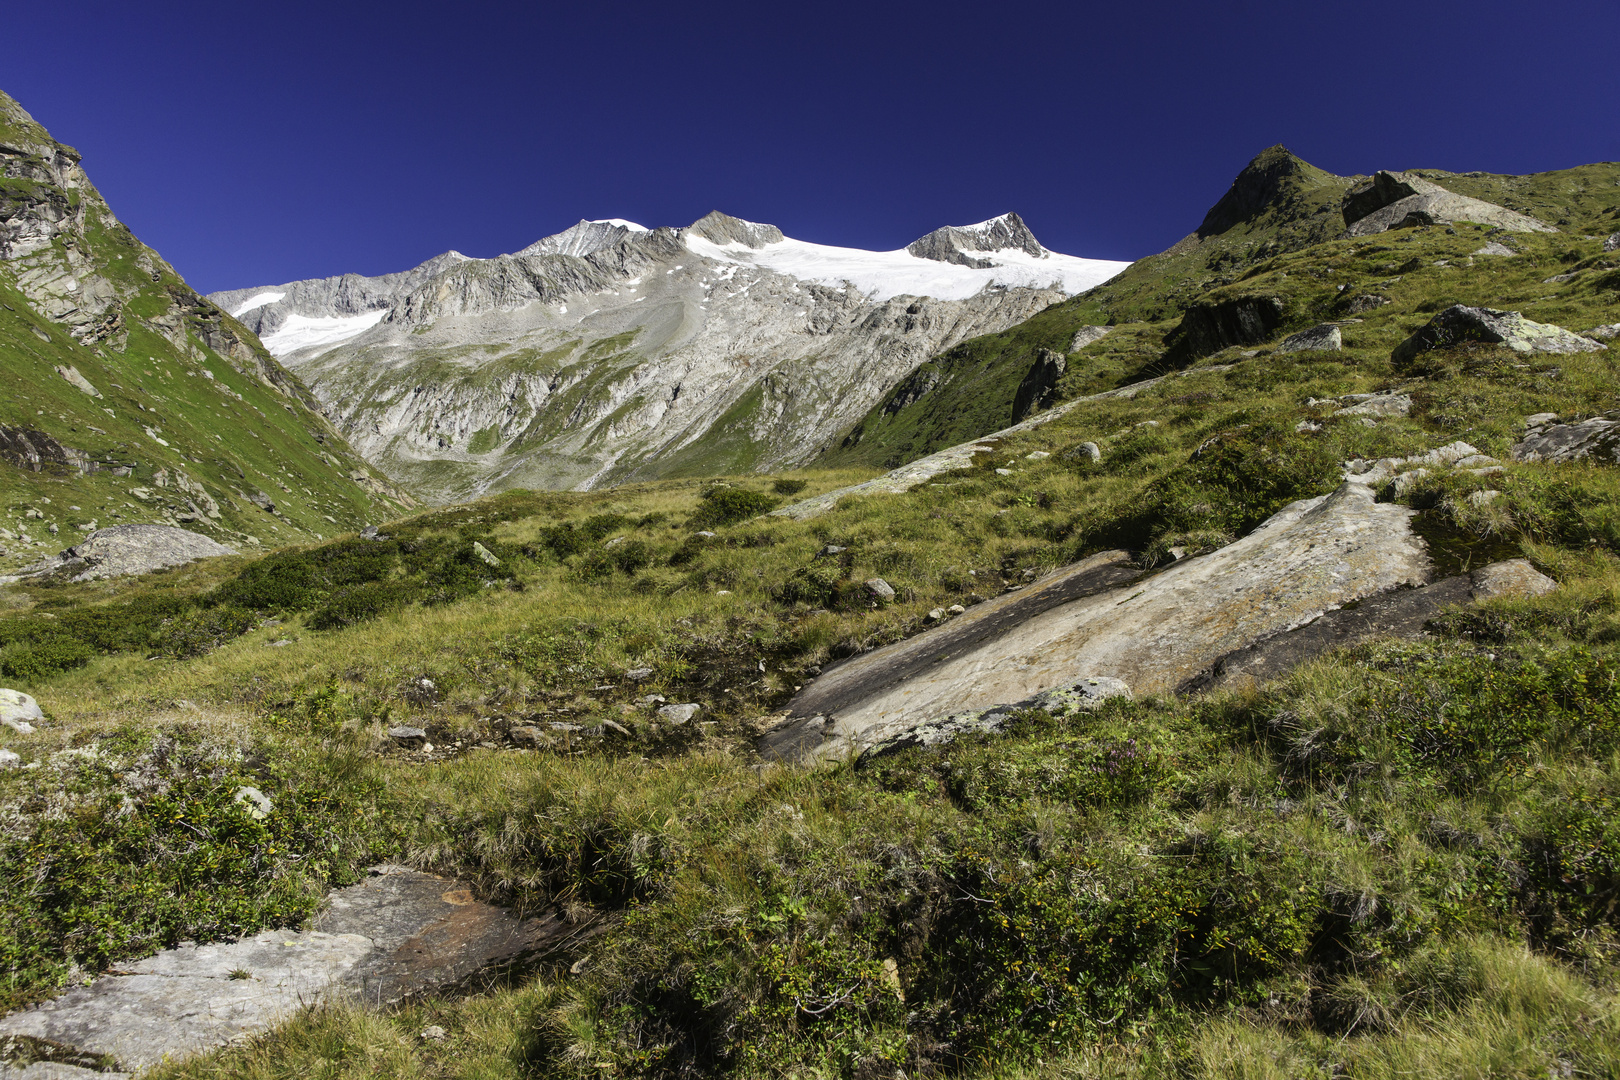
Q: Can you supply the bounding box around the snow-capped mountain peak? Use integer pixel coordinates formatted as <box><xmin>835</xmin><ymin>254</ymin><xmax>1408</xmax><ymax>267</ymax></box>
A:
<box><xmin>515</xmin><ymin>219</ymin><xmax>650</xmax><ymax>258</ymax></box>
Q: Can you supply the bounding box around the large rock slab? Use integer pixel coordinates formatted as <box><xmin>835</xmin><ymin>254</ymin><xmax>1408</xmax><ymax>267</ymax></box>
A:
<box><xmin>1511</xmin><ymin>415</ymin><xmax>1620</xmax><ymax>465</ymax></box>
<box><xmin>1392</xmin><ymin>305</ymin><xmax>1605</xmax><ymax>365</ymax></box>
<box><xmin>766</xmin><ymin>483</ymin><xmax>1430</xmax><ymax>760</ymax></box>
<box><xmin>1343</xmin><ymin>171</ymin><xmax>1556</xmax><ymax>237</ymax></box>
<box><xmin>0</xmin><ymin>866</ymin><xmax>576</xmax><ymax>1075</ymax></box>
<box><xmin>18</xmin><ymin>525</ymin><xmax>236</xmax><ymax>582</ymax></box>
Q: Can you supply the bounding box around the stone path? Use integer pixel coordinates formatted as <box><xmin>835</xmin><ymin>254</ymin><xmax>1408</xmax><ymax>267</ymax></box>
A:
<box><xmin>0</xmin><ymin>866</ymin><xmax>591</xmax><ymax>1077</ymax></box>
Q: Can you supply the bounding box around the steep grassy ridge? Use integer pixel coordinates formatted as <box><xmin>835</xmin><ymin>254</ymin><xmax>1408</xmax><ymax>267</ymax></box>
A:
<box><xmin>0</xmin><ymin>90</ymin><xmax>411</xmax><ymax>568</ymax></box>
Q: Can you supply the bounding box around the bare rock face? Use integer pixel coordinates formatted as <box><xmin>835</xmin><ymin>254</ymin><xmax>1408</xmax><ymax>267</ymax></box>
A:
<box><xmin>1011</xmin><ymin>349</ymin><xmax>1067</xmax><ymax>421</ymax></box>
<box><xmin>1070</xmin><ymin>325</ymin><xmax>1112</xmax><ymax>351</ymax></box>
<box><xmin>766</xmin><ymin>483</ymin><xmax>1430</xmax><ymax>761</ymax></box>
<box><xmin>1512</xmin><ymin>415</ymin><xmax>1620</xmax><ymax>465</ymax></box>
<box><xmin>0</xmin><ymin>867</ymin><xmax>582</xmax><ymax>1075</ymax></box>
<box><xmin>906</xmin><ymin>212</ymin><xmax>1046</xmax><ymax>267</ymax></box>
<box><xmin>1343</xmin><ymin>171</ymin><xmax>1556</xmax><ymax>237</ymax></box>
<box><xmin>1392</xmin><ymin>305</ymin><xmax>1606</xmax><ymax>365</ymax></box>
<box><xmin>20</xmin><ymin>525</ymin><xmax>235</xmax><ymax>582</ymax></box>
<box><xmin>1163</xmin><ymin>296</ymin><xmax>1286</xmax><ymax>364</ymax></box>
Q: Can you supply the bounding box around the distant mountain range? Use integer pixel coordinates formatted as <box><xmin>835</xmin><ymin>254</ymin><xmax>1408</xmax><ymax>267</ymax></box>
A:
<box><xmin>208</xmin><ymin>212</ymin><xmax>1128</xmax><ymax>499</ymax></box>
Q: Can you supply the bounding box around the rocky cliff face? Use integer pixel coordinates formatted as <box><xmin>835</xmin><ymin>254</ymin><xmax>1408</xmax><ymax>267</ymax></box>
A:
<box><xmin>209</xmin><ymin>212</ymin><xmax>1129</xmax><ymax>500</ymax></box>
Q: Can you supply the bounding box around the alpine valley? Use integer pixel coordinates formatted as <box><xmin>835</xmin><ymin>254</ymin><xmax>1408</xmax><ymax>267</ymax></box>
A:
<box><xmin>209</xmin><ymin>211</ymin><xmax>1126</xmax><ymax>500</ymax></box>
<box><xmin>10</xmin><ymin>74</ymin><xmax>1620</xmax><ymax>1080</ymax></box>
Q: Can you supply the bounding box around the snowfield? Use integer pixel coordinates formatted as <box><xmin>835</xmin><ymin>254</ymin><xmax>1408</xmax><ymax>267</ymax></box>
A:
<box><xmin>262</xmin><ymin>310</ymin><xmax>389</xmax><ymax>356</ymax></box>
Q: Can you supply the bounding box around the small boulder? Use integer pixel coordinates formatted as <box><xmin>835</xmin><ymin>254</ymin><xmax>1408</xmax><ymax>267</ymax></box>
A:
<box><xmin>1392</xmin><ymin>305</ymin><xmax>1606</xmax><ymax>365</ymax></box>
<box><xmin>1277</xmin><ymin>324</ymin><xmax>1342</xmax><ymax>353</ymax></box>
<box><xmin>1068</xmin><ymin>441</ymin><xmax>1101</xmax><ymax>463</ymax></box>
<box><xmin>624</xmin><ymin>666</ymin><xmax>655</xmax><ymax>681</ymax></box>
<box><xmin>0</xmin><ymin>689</ymin><xmax>44</xmax><ymax>731</ymax></box>
<box><xmin>1335</xmin><ymin>392</ymin><xmax>1412</xmax><ymax>419</ymax></box>
<box><xmin>1512</xmin><ymin>417</ymin><xmax>1620</xmax><ymax>465</ymax></box>
<box><xmin>1473</xmin><ymin>241</ymin><xmax>1517</xmax><ymax>256</ymax></box>
<box><xmin>1347</xmin><ymin>294</ymin><xmax>1391</xmax><ymax>313</ymax></box>
<box><xmin>0</xmin><ymin>747</ymin><xmax>18</xmax><ymax>768</ymax></box>
<box><xmin>387</xmin><ymin>725</ymin><xmax>428</xmax><ymax>742</ymax></box>
<box><xmin>1070</xmin><ymin>325</ymin><xmax>1113</xmax><ymax>352</ymax></box>
<box><xmin>817</xmin><ymin>544</ymin><xmax>846</xmax><ymax>557</ymax></box>
<box><xmin>1587</xmin><ymin>324</ymin><xmax>1620</xmax><ymax>340</ymax></box>
<box><xmin>864</xmin><ymin>578</ymin><xmax>896</xmax><ymax>602</ymax></box>
<box><xmin>233</xmin><ymin>786</ymin><xmax>274</xmax><ymax>820</ymax></box>
<box><xmin>947</xmin><ymin>604</ymin><xmax>966</xmax><ymax>615</ymax></box>
<box><xmin>1470</xmin><ymin>559</ymin><xmax>1557</xmax><ymax>601</ymax></box>
<box><xmin>658</xmin><ymin>703</ymin><xmax>701</xmax><ymax>725</ymax></box>
<box><xmin>1605</xmin><ymin>232</ymin><xmax>1620</xmax><ymax>252</ymax></box>
<box><xmin>471</xmin><ymin>541</ymin><xmax>501</xmax><ymax>567</ymax></box>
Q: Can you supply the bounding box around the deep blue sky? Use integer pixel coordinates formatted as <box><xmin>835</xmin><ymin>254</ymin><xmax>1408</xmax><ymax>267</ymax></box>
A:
<box><xmin>6</xmin><ymin>0</ymin><xmax>1618</xmax><ymax>294</ymax></box>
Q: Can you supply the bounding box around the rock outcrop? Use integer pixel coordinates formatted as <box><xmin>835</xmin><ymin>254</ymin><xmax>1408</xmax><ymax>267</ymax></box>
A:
<box><xmin>1163</xmin><ymin>296</ymin><xmax>1286</xmax><ymax>365</ymax></box>
<box><xmin>1392</xmin><ymin>305</ymin><xmax>1605</xmax><ymax>365</ymax></box>
<box><xmin>1343</xmin><ymin>171</ymin><xmax>1556</xmax><ymax>236</ymax></box>
<box><xmin>19</xmin><ymin>525</ymin><xmax>235</xmax><ymax>582</ymax></box>
<box><xmin>0</xmin><ymin>866</ymin><xmax>588</xmax><ymax>1076</ymax></box>
<box><xmin>765</xmin><ymin>483</ymin><xmax>1430</xmax><ymax>761</ymax></box>
<box><xmin>1512</xmin><ymin>414</ymin><xmax>1620</xmax><ymax>465</ymax></box>
<box><xmin>1011</xmin><ymin>349</ymin><xmax>1066</xmax><ymax>421</ymax></box>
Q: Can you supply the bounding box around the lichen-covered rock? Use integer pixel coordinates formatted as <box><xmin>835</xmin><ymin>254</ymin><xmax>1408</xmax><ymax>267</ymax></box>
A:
<box><xmin>1471</xmin><ymin>558</ymin><xmax>1557</xmax><ymax>601</ymax></box>
<box><xmin>859</xmin><ymin>677</ymin><xmax>1130</xmax><ymax>759</ymax></box>
<box><xmin>658</xmin><ymin>703</ymin><xmax>701</xmax><ymax>724</ymax></box>
<box><xmin>1069</xmin><ymin>325</ymin><xmax>1112</xmax><ymax>351</ymax></box>
<box><xmin>1511</xmin><ymin>416</ymin><xmax>1620</xmax><ymax>465</ymax></box>
<box><xmin>18</xmin><ymin>525</ymin><xmax>236</xmax><ymax>582</ymax></box>
<box><xmin>1334</xmin><ymin>392</ymin><xmax>1412</xmax><ymax>418</ymax></box>
<box><xmin>0</xmin><ymin>690</ymin><xmax>44</xmax><ymax>731</ymax></box>
<box><xmin>1392</xmin><ymin>305</ymin><xmax>1605</xmax><ymax>365</ymax></box>
<box><xmin>1278</xmin><ymin>324</ymin><xmax>1342</xmax><ymax>353</ymax></box>
<box><xmin>772</xmin><ymin>483</ymin><xmax>1428</xmax><ymax>760</ymax></box>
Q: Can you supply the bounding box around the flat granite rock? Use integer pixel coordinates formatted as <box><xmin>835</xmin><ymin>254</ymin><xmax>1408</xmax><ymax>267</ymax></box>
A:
<box><xmin>1512</xmin><ymin>416</ymin><xmax>1620</xmax><ymax>465</ymax></box>
<box><xmin>0</xmin><ymin>867</ymin><xmax>577</xmax><ymax>1074</ymax></box>
<box><xmin>19</xmin><ymin>525</ymin><xmax>236</xmax><ymax>582</ymax></box>
<box><xmin>765</xmin><ymin>482</ymin><xmax>1430</xmax><ymax>760</ymax></box>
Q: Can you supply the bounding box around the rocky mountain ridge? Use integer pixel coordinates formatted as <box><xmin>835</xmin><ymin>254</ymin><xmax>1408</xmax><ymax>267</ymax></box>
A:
<box><xmin>209</xmin><ymin>211</ymin><xmax>1128</xmax><ymax>500</ymax></box>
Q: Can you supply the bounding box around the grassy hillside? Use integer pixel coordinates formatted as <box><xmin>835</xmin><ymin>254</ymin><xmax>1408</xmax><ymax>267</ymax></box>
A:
<box><xmin>0</xmin><ymin>90</ymin><xmax>411</xmax><ymax>568</ymax></box>
<box><xmin>823</xmin><ymin>147</ymin><xmax>1620</xmax><ymax>473</ymax></box>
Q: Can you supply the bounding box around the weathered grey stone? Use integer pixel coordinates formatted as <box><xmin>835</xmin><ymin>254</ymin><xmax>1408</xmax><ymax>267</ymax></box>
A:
<box><xmin>1524</xmin><ymin>412</ymin><xmax>1560</xmax><ymax>428</ymax></box>
<box><xmin>864</xmin><ymin>578</ymin><xmax>895</xmax><ymax>601</ymax></box>
<box><xmin>1074</xmin><ymin>441</ymin><xmax>1101</xmax><ymax>462</ymax></box>
<box><xmin>859</xmin><ymin>677</ymin><xmax>1131</xmax><ymax>759</ymax></box>
<box><xmin>1587</xmin><ymin>324</ymin><xmax>1620</xmax><ymax>340</ymax></box>
<box><xmin>624</xmin><ymin>666</ymin><xmax>655</xmax><ymax>681</ymax></box>
<box><xmin>52</xmin><ymin>365</ymin><xmax>100</xmax><ymax>399</ymax></box>
<box><xmin>19</xmin><ymin>525</ymin><xmax>235</xmax><ymax>582</ymax></box>
<box><xmin>232</xmin><ymin>786</ymin><xmax>272</xmax><ymax>820</ymax></box>
<box><xmin>0</xmin><ymin>691</ymin><xmax>43</xmax><ymax>729</ymax></box>
<box><xmin>0</xmin><ymin>748</ymin><xmax>19</xmax><ymax>768</ymax></box>
<box><xmin>386</xmin><ymin>725</ymin><xmax>427</xmax><ymax>741</ymax></box>
<box><xmin>1511</xmin><ymin>417</ymin><xmax>1620</xmax><ymax>465</ymax></box>
<box><xmin>1471</xmin><ymin>558</ymin><xmax>1557</xmax><ymax>601</ymax></box>
<box><xmin>658</xmin><ymin>703</ymin><xmax>700</xmax><ymax>725</ymax></box>
<box><xmin>471</xmin><ymin>541</ymin><xmax>500</xmax><ymax>567</ymax></box>
<box><xmin>1605</xmin><ymin>232</ymin><xmax>1620</xmax><ymax>253</ymax></box>
<box><xmin>1343</xmin><ymin>171</ymin><xmax>1556</xmax><ymax>237</ymax></box>
<box><xmin>766</xmin><ymin>483</ymin><xmax>1428</xmax><ymax>761</ymax></box>
<box><xmin>1392</xmin><ymin>305</ymin><xmax>1605</xmax><ymax>365</ymax></box>
<box><xmin>1473</xmin><ymin>241</ymin><xmax>1517</xmax><ymax>256</ymax></box>
<box><xmin>1069</xmin><ymin>325</ymin><xmax>1113</xmax><ymax>352</ymax></box>
<box><xmin>1278</xmin><ymin>324</ymin><xmax>1342</xmax><ymax>353</ymax></box>
<box><xmin>1335</xmin><ymin>392</ymin><xmax>1412</xmax><ymax>419</ymax></box>
<box><xmin>0</xmin><ymin>867</ymin><xmax>579</xmax><ymax>1074</ymax></box>
<box><xmin>0</xmin><ymin>1061</ymin><xmax>125</xmax><ymax>1080</ymax></box>
<box><xmin>1346</xmin><ymin>294</ymin><xmax>1391</xmax><ymax>313</ymax></box>
<box><xmin>1164</xmin><ymin>296</ymin><xmax>1286</xmax><ymax>364</ymax></box>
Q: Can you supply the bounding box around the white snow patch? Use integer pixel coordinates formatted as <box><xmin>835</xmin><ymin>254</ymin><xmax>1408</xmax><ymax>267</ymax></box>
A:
<box><xmin>682</xmin><ymin>234</ymin><xmax>1128</xmax><ymax>302</ymax></box>
<box><xmin>230</xmin><ymin>291</ymin><xmax>286</xmax><ymax>317</ymax></box>
<box><xmin>591</xmin><ymin>219</ymin><xmax>649</xmax><ymax>232</ymax></box>
<box><xmin>261</xmin><ymin>310</ymin><xmax>389</xmax><ymax>357</ymax></box>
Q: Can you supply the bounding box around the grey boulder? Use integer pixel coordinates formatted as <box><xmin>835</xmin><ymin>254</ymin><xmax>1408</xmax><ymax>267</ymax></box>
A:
<box><xmin>20</xmin><ymin>525</ymin><xmax>235</xmax><ymax>582</ymax></box>
<box><xmin>658</xmin><ymin>703</ymin><xmax>701</xmax><ymax>724</ymax></box>
<box><xmin>1069</xmin><ymin>325</ymin><xmax>1113</xmax><ymax>352</ymax></box>
<box><xmin>1392</xmin><ymin>305</ymin><xmax>1606</xmax><ymax>365</ymax></box>
<box><xmin>0</xmin><ymin>689</ymin><xmax>43</xmax><ymax>735</ymax></box>
<box><xmin>1512</xmin><ymin>416</ymin><xmax>1620</xmax><ymax>465</ymax></box>
<box><xmin>860</xmin><ymin>677</ymin><xmax>1131</xmax><ymax>759</ymax></box>
<box><xmin>1605</xmin><ymin>232</ymin><xmax>1620</xmax><ymax>252</ymax></box>
<box><xmin>1277</xmin><ymin>324</ymin><xmax>1342</xmax><ymax>353</ymax></box>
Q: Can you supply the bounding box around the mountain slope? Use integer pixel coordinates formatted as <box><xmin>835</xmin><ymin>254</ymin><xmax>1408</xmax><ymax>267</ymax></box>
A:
<box><xmin>0</xmin><ymin>90</ymin><xmax>413</xmax><ymax>566</ymax></box>
<box><xmin>821</xmin><ymin>146</ymin><xmax>1620</xmax><ymax>472</ymax></box>
<box><xmin>209</xmin><ymin>212</ymin><xmax>1129</xmax><ymax>500</ymax></box>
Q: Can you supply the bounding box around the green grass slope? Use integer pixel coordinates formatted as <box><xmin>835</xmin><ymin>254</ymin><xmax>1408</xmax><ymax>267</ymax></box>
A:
<box><xmin>0</xmin><ymin>89</ymin><xmax>413</xmax><ymax>569</ymax></box>
<box><xmin>822</xmin><ymin>146</ymin><xmax>1620</xmax><ymax>474</ymax></box>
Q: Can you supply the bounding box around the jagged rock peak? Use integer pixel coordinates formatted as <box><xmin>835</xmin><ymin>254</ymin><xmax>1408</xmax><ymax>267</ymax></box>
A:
<box><xmin>515</xmin><ymin>218</ymin><xmax>651</xmax><ymax>258</ymax></box>
<box><xmin>685</xmin><ymin>210</ymin><xmax>785</xmax><ymax>249</ymax></box>
<box><xmin>1197</xmin><ymin>145</ymin><xmax>1334</xmax><ymax>238</ymax></box>
<box><xmin>907</xmin><ymin>212</ymin><xmax>1047</xmax><ymax>267</ymax></box>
